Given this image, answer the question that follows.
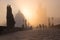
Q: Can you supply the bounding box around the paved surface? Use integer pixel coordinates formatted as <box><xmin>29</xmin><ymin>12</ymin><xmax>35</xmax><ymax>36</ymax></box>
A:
<box><xmin>0</xmin><ymin>28</ymin><xmax>60</xmax><ymax>40</ymax></box>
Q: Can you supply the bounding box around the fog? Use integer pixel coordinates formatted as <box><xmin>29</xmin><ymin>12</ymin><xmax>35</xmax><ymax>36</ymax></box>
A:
<box><xmin>0</xmin><ymin>0</ymin><xmax>60</xmax><ymax>26</ymax></box>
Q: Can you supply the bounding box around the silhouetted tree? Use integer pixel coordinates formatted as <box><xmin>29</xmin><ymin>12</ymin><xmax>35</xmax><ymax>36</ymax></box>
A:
<box><xmin>6</xmin><ymin>5</ymin><xmax>15</xmax><ymax>28</ymax></box>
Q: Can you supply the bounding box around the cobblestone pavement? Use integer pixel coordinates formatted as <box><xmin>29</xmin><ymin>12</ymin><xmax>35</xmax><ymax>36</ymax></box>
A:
<box><xmin>0</xmin><ymin>28</ymin><xmax>60</xmax><ymax>40</ymax></box>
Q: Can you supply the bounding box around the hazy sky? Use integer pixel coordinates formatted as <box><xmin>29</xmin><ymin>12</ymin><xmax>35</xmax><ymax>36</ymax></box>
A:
<box><xmin>0</xmin><ymin>0</ymin><xmax>60</xmax><ymax>26</ymax></box>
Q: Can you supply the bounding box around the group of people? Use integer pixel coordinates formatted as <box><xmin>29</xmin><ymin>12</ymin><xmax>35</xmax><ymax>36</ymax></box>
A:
<box><xmin>36</xmin><ymin>24</ymin><xmax>48</xmax><ymax>30</ymax></box>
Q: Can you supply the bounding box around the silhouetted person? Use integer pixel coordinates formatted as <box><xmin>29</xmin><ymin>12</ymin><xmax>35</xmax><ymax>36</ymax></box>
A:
<box><xmin>30</xmin><ymin>26</ymin><xmax>32</xmax><ymax>29</ymax></box>
<box><xmin>22</xmin><ymin>24</ymin><xmax>24</xmax><ymax>29</ymax></box>
<box><xmin>51</xmin><ymin>17</ymin><xmax>54</xmax><ymax>26</ymax></box>
<box><xmin>24</xmin><ymin>19</ymin><xmax>27</xmax><ymax>29</ymax></box>
<box><xmin>6</xmin><ymin>5</ymin><xmax>15</xmax><ymax>28</ymax></box>
<box><xmin>48</xmin><ymin>17</ymin><xmax>50</xmax><ymax>27</ymax></box>
<box><xmin>39</xmin><ymin>24</ymin><xmax>41</xmax><ymax>28</ymax></box>
<box><xmin>42</xmin><ymin>24</ymin><xmax>45</xmax><ymax>30</ymax></box>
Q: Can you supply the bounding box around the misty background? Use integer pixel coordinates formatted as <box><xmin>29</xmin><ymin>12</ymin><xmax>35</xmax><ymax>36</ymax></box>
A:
<box><xmin>0</xmin><ymin>0</ymin><xmax>60</xmax><ymax>26</ymax></box>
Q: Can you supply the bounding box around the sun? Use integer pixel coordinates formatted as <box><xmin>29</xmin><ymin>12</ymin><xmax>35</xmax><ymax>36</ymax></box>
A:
<box><xmin>19</xmin><ymin>5</ymin><xmax>42</xmax><ymax>27</ymax></box>
<box><xmin>22</xmin><ymin>8</ymin><xmax>33</xmax><ymax>21</ymax></box>
<box><xmin>20</xmin><ymin>8</ymin><xmax>34</xmax><ymax>25</ymax></box>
